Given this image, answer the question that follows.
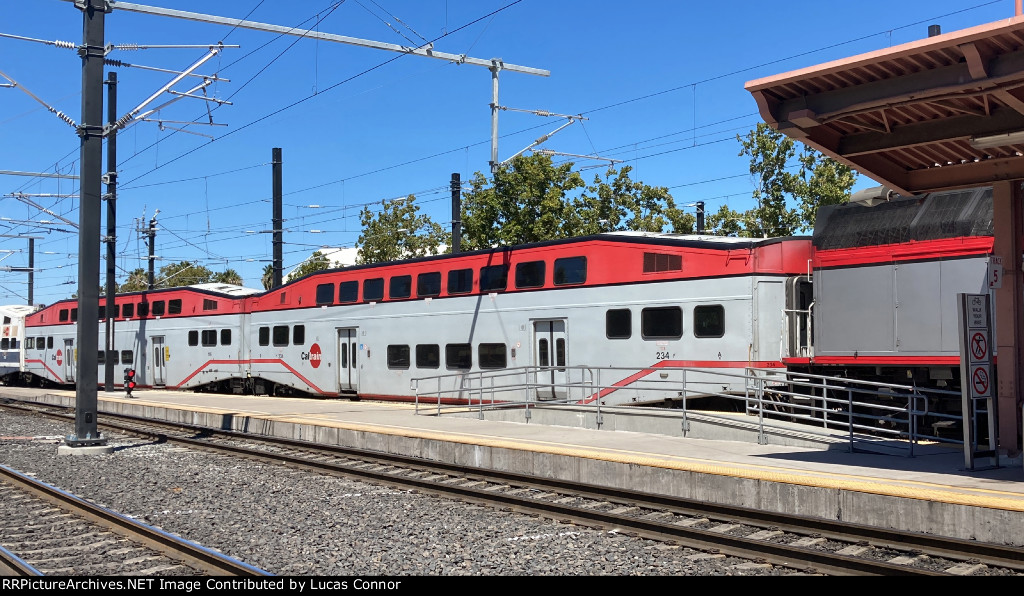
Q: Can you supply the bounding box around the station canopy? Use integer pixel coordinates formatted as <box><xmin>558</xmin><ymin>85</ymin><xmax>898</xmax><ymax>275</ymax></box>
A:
<box><xmin>745</xmin><ymin>15</ymin><xmax>1024</xmax><ymax>197</ymax></box>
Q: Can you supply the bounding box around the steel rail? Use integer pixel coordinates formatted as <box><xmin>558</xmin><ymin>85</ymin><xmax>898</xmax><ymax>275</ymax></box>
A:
<box><xmin>0</xmin><ymin>463</ymin><xmax>271</xmax><ymax>577</ymax></box>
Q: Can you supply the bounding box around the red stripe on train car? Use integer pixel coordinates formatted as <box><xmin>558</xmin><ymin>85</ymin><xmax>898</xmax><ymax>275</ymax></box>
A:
<box><xmin>172</xmin><ymin>358</ymin><xmax>327</xmax><ymax>395</ymax></box>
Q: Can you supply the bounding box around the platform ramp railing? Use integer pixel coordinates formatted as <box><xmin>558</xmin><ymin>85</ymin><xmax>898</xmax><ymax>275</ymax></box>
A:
<box><xmin>411</xmin><ymin>364</ymin><xmax>964</xmax><ymax>455</ymax></box>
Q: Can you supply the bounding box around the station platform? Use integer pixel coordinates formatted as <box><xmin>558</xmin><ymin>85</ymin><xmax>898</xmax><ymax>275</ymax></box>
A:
<box><xmin>2</xmin><ymin>385</ymin><xmax>1023</xmax><ymax>547</ymax></box>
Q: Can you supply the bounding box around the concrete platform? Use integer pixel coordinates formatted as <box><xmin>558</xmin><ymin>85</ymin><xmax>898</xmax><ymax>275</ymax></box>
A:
<box><xmin>3</xmin><ymin>386</ymin><xmax>1023</xmax><ymax>546</ymax></box>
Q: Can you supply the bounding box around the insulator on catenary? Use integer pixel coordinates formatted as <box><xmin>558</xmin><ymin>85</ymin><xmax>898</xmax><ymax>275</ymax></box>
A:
<box><xmin>54</xmin><ymin>40</ymin><xmax>76</xmax><ymax>50</ymax></box>
<box><xmin>117</xmin><ymin>43</ymin><xmax>140</xmax><ymax>51</ymax></box>
<box><xmin>104</xmin><ymin>59</ymin><xmax>125</xmax><ymax>67</ymax></box>
<box><xmin>53</xmin><ymin>110</ymin><xmax>77</xmax><ymax>129</ymax></box>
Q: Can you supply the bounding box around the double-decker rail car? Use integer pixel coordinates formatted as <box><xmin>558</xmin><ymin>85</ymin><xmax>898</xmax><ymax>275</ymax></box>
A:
<box><xmin>15</xmin><ymin>234</ymin><xmax>813</xmax><ymax>406</ymax></box>
<box><xmin>240</xmin><ymin>233</ymin><xmax>813</xmax><ymax>404</ymax></box>
<box><xmin>0</xmin><ymin>305</ymin><xmax>37</xmax><ymax>384</ymax></box>
<box><xmin>786</xmin><ymin>186</ymin><xmax>995</xmax><ymax>408</ymax></box>
<box><xmin>21</xmin><ymin>283</ymin><xmax>259</xmax><ymax>390</ymax></box>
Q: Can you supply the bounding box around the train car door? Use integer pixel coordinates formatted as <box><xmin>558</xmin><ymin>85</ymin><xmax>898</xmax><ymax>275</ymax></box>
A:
<box><xmin>753</xmin><ymin>280</ymin><xmax>784</xmax><ymax>362</ymax></box>
<box><xmin>62</xmin><ymin>339</ymin><xmax>75</xmax><ymax>382</ymax></box>
<box><xmin>151</xmin><ymin>336</ymin><xmax>166</xmax><ymax>386</ymax></box>
<box><xmin>337</xmin><ymin>328</ymin><xmax>359</xmax><ymax>394</ymax></box>
<box><xmin>533</xmin><ymin>320</ymin><xmax>567</xmax><ymax>400</ymax></box>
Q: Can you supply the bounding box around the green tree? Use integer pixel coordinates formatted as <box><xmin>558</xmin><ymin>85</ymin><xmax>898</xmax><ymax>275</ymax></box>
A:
<box><xmin>357</xmin><ymin>195</ymin><xmax>448</xmax><ymax>265</ymax></box>
<box><xmin>119</xmin><ymin>268</ymin><xmax>149</xmax><ymax>293</ymax></box>
<box><xmin>737</xmin><ymin>123</ymin><xmax>801</xmax><ymax>237</ymax></box>
<box><xmin>574</xmin><ymin>165</ymin><xmax>694</xmax><ymax>234</ymax></box>
<box><xmin>212</xmin><ymin>268</ymin><xmax>243</xmax><ymax>286</ymax></box>
<box><xmin>460</xmin><ymin>153</ymin><xmax>584</xmax><ymax>249</ymax></box>
<box><xmin>705</xmin><ymin>205</ymin><xmax>752</xmax><ymax>237</ymax></box>
<box><xmin>156</xmin><ymin>261</ymin><xmax>213</xmax><ymax>288</ymax></box>
<box><xmin>289</xmin><ymin>251</ymin><xmax>332</xmax><ymax>280</ymax></box>
<box><xmin>792</xmin><ymin>147</ymin><xmax>858</xmax><ymax>230</ymax></box>
<box><xmin>735</xmin><ymin>123</ymin><xmax>858</xmax><ymax>237</ymax></box>
<box><xmin>261</xmin><ymin>263</ymin><xmax>274</xmax><ymax>290</ymax></box>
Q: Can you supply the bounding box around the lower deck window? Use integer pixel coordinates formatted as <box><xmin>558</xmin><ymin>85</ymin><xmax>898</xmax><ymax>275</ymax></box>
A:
<box><xmin>641</xmin><ymin>306</ymin><xmax>682</xmax><ymax>339</ymax></box>
<box><xmin>478</xmin><ymin>343</ymin><xmax>507</xmax><ymax>369</ymax></box>
<box><xmin>694</xmin><ymin>305</ymin><xmax>725</xmax><ymax>338</ymax></box>
<box><xmin>606</xmin><ymin>309</ymin><xmax>631</xmax><ymax>339</ymax></box>
<box><xmin>445</xmin><ymin>343</ymin><xmax>472</xmax><ymax>369</ymax></box>
<box><xmin>387</xmin><ymin>345</ymin><xmax>410</xmax><ymax>369</ymax></box>
<box><xmin>416</xmin><ymin>344</ymin><xmax>439</xmax><ymax>368</ymax></box>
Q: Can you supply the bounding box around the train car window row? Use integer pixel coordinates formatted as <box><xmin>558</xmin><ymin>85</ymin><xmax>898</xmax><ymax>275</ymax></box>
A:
<box><xmin>388</xmin><ymin>342</ymin><xmax>508</xmax><ymax>370</ymax></box>
<box><xmin>188</xmin><ymin>329</ymin><xmax>234</xmax><ymax>347</ymax></box>
<box><xmin>257</xmin><ymin>325</ymin><xmax>304</xmax><ymax>347</ymax></box>
<box><xmin>607</xmin><ymin>306</ymin><xmax>725</xmax><ymax>341</ymax></box>
<box><xmin>311</xmin><ymin>257</ymin><xmax>588</xmax><ymax>305</ymax></box>
<box><xmin>24</xmin><ymin>337</ymin><xmax>54</xmax><ymax>350</ymax></box>
<box><xmin>94</xmin><ymin>350</ymin><xmax>133</xmax><ymax>364</ymax></box>
<box><xmin>0</xmin><ymin>338</ymin><xmax>17</xmax><ymax>350</ymax></box>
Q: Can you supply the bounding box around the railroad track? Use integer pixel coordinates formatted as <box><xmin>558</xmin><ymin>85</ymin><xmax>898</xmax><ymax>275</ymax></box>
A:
<box><xmin>4</xmin><ymin>398</ymin><xmax>1023</xmax><ymax>576</ymax></box>
<box><xmin>0</xmin><ymin>462</ymin><xmax>271</xmax><ymax>577</ymax></box>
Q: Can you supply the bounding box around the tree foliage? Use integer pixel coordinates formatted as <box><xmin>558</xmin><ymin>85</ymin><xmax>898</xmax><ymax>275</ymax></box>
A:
<box><xmin>212</xmin><ymin>268</ymin><xmax>243</xmax><ymax>286</ymax></box>
<box><xmin>157</xmin><ymin>261</ymin><xmax>214</xmax><ymax>287</ymax></box>
<box><xmin>357</xmin><ymin>195</ymin><xmax>448</xmax><ymax>265</ymax></box>
<box><xmin>118</xmin><ymin>268</ymin><xmax>150</xmax><ymax>293</ymax></box>
<box><xmin>735</xmin><ymin>123</ymin><xmax>857</xmax><ymax>237</ymax></box>
<box><xmin>290</xmin><ymin>251</ymin><xmax>333</xmax><ymax>280</ymax></box>
<box><xmin>261</xmin><ymin>264</ymin><xmax>274</xmax><ymax>291</ymax></box>
<box><xmin>459</xmin><ymin>154</ymin><xmax>693</xmax><ymax>249</ymax></box>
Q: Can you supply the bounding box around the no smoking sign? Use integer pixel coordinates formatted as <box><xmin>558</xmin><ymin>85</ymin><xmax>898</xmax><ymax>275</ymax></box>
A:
<box><xmin>971</xmin><ymin>364</ymin><xmax>991</xmax><ymax>398</ymax></box>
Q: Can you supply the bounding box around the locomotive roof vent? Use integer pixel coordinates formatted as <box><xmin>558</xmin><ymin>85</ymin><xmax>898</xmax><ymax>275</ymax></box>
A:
<box><xmin>849</xmin><ymin>185</ymin><xmax>899</xmax><ymax>207</ymax></box>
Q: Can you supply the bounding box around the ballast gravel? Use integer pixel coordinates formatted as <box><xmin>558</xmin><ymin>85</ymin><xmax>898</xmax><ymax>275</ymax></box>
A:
<box><xmin>0</xmin><ymin>409</ymin><xmax>811</xmax><ymax>576</ymax></box>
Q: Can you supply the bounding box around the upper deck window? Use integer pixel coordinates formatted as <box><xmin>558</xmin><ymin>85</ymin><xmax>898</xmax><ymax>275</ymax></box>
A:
<box><xmin>339</xmin><ymin>281</ymin><xmax>359</xmax><ymax>303</ymax></box>
<box><xmin>123</xmin><ymin>303</ymin><xmax>135</xmax><ymax>318</ymax></box>
<box><xmin>364</xmin><ymin>278</ymin><xmax>384</xmax><ymax>302</ymax></box>
<box><xmin>515</xmin><ymin>261</ymin><xmax>545</xmax><ymax>289</ymax></box>
<box><xmin>417</xmin><ymin>272</ymin><xmax>441</xmax><ymax>298</ymax></box>
<box><xmin>390</xmin><ymin>275</ymin><xmax>412</xmax><ymax>299</ymax></box>
<box><xmin>448</xmin><ymin>269</ymin><xmax>473</xmax><ymax>294</ymax></box>
<box><xmin>316</xmin><ymin>283</ymin><xmax>334</xmax><ymax>305</ymax></box>
<box><xmin>152</xmin><ymin>301</ymin><xmax>165</xmax><ymax>317</ymax></box>
<box><xmin>554</xmin><ymin>256</ymin><xmax>587</xmax><ymax>285</ymax></box>
<box><xmin>168</xmin><ymin>299</ymin><xmax>182</xmax><ymax>315</ymax></box>
<box><xmin>480</xmin><ymin>265</ymin><xmax>508</xmax><ymax>292</ymax></box>
<box><xmin>203</xmin><ymin>299</ymin><xmax>218</xmax><ymax>311</ymax></box>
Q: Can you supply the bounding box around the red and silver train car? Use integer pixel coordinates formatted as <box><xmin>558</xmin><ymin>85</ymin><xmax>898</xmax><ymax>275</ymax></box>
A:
<box><xmin>240</xmin><ymin>233</ymin><xmax>812</xmax><ymax>404</ymax></box>
<box><xmin>0</xmin><ymin>305</ymin><xmax>37</xmax><ymax>381</ymax></box>
<box><xmin>11</xmin><ymin>235</ymin><xmax>813</xmax><ymax>406</ymax></box>
<box><xmin>18</xmin><ymin>283</ymin><xmax>259</xmax><ymax>390</ymax></box>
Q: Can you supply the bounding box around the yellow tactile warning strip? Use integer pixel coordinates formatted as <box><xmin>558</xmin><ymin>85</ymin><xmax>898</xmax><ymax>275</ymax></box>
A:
<box><xmin>103</xmin><ymin>395</ymin><xmax>1024</xmax><ymax>512</ymax></box>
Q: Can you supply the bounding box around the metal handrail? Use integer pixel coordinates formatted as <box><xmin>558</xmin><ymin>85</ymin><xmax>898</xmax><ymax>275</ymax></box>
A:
<box><xmin>412</xmin><ymin>364</ymin><xmax>963</xmax><ymax>455</ymax></box>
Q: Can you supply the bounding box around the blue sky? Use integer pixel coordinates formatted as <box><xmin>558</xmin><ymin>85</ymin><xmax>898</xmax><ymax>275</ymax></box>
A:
<box><xmin>0</xmin><ymin>0</ymin><xmax>1017</xmax><ymax>305</ymax></box>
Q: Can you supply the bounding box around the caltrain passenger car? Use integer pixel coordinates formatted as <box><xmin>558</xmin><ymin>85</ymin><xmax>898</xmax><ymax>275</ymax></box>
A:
<box><xmin>14</xmin><ymin>234</ymin><xmax>814</xmax><ymax>406</ymax></box>
<box><xmin>0</xmin><ymin>305</ymin><xmax>38</xmax><ymax>383</ymax></box>
<box><xmin>239</xmin><ymin>233</ymin><xmax>813</xmax><ymax>404</ymax></box>
<box><xmin>20</xmin><ymin>283</ymin><xmax>260</xmax><ymax>390</ymax></box>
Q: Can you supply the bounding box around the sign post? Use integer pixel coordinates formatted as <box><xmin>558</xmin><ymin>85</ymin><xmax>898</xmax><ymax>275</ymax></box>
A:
<box><xmin>958</xmin><ymin>293</ymin><xmax>999</xmax><ymax>470</ymax></box>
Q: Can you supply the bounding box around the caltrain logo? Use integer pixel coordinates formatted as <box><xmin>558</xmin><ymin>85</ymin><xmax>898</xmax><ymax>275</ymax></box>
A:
<box><xmin>301</xmin><ymin>343</ymin><xmax>322</xmax><ymax>369</ymax></box>
<box><xmin>56</xmin><ymin>350</ymin><xmax>63</xmax><ymax>366</ymax></box>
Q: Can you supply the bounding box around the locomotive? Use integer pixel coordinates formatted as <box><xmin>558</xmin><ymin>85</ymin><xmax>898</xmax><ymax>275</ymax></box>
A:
<box><xmin>0</xmin><ymin>186</ymin><xmax>994</xmax><ymax>416</ymax></box>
